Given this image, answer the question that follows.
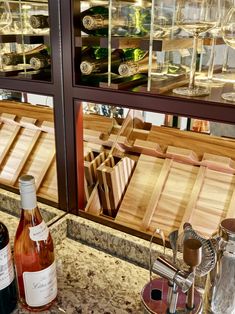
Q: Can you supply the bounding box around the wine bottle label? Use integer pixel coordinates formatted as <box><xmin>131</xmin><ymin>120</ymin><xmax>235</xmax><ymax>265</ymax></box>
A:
<box><xmin>29</xmin><ymin>221</ymin><xmax>49</xmax><ymax>242</ymax></box>
<box><xmin>0</xmin><ymin>244</ymin><xmax>15</xmax><ymax>291</ymax></box>
<box><xmin>23</xmin><ymin>260</ymin><xmax>57</xmax><ymax>307</ymax></box>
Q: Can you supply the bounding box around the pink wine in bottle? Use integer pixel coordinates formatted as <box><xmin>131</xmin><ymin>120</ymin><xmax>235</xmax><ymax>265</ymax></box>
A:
<box><xmin>14</xmin><ymin>175</ymin><xmax>57</xmax><ymax>312</ymax></box>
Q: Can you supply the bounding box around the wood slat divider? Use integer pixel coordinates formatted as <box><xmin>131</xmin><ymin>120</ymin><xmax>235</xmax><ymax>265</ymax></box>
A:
<box><xmin>0</xmin><ymin>101</ymin><xmax>58</xmax><ymax>203</ymax></box>
<box><xmin>10</xmin><ymin>130</ymin><xmax>41</xmax><ymax>186</ymax></box>
<box><xmin>35</xmin><ymin>148</ymin><xmax>56</xmax><ymax>192</ymax></box>
<box><xmin>85</xmin><ymin>182</ymin><xmax>101</xmax><ymax>215</ymax></box>
<box><xmin>0</xmin><ymin>100</ymin><xmax>53</xmax><ymax>122</ymax></box>
<box><xmin>97</xmin><ymin>156</ymin><xmax>135</xmax><ymax>217</ymax></box>
<box><xmin>0</xmin><ymin>125</ymin><xmax>21</xmax><ymax>165</ymax></box>
<box><xmin>142</xmin><ymin>158</ymin><xmax>173</xmax><ymax>230</ymax></box>
<box><xmin>179</xmin><ymin>166</ymin><xmax>207</xmax><ymax>233</ymax></box>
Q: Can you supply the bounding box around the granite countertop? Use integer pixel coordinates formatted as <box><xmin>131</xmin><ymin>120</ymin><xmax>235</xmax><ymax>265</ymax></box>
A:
<box><xmin>0</xmin><ymin>190</ymin><xmax>160</xmax><ymax>314</ymax></box>
<box><xmin>15</xmin><ymin>237</ymin><xmax>149</xmax><ymax>314</ymax></box>
<box><xmin>0</xmin><ymin>188</ymin><xmax>206</xmax><ymax>314</ymax></box>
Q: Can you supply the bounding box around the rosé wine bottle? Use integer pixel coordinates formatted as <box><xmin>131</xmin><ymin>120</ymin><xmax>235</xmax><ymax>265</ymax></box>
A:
<box><xmin>14</xmin><ymin>175</ymin><xmax>57</xmax><ymax>312</ymax></box>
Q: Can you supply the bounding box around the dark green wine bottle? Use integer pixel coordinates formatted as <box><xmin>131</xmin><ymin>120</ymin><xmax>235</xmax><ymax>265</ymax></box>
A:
<box><xmin>80</xmin><ymin>49</ymin><xmax>125</xmax><ymax>75</ymax></box>
<box><xmin>0</xmin><ymin>222</ymin><xmax>17</xmax><ymax>314</ymax></box>
<box><xmin>2</xmin><ymin>45</ymin><xmax>49</xmax><ymax>66</ymax></box>
<box><xmin>30</xmin><ymin>54</ymin><xmax>51</xmax><ymax>70</ymax></box>
<box><xmin>29</xmin><ymin>15</ymin><xmax>49</xmax><ymax>29</ymax></box>
<box><xmin>80</xmin><ymin>5</ymin><xmax>151</xmax><ymax>37</ymax></box>
<box><xmin>80</xmin><ymin>6</ymin><xmax>109</xmax><ymax>36</ymax></box>
<box><xmin>118</xmin><ymin>52</ymin><xmax>149</xmax><ymax>76</ymax></box>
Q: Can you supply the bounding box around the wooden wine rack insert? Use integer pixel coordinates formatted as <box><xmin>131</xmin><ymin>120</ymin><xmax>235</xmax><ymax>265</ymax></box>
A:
<box><xmin>0</xmin><ymin>34</ymin><xmax>50</xmax><ymax>45</ymax></box>
<box><xmin>0</xmin><ymin>100</ymin><xmax>58</xmax><ymax>203</ymax></box>
<box><xmin>75</xmin><ymin>36</ymin><xmax>224</xmax><ymax>51</ymax></box>
<box><xmin>82</xmin><ymin>115</ymin><xmax>235</xmax><ymax>239</ymax></box>
<box><xmin>75</xmin><ymin>36</ymin><xmax>194</xmax><ymax>51</ymax></box>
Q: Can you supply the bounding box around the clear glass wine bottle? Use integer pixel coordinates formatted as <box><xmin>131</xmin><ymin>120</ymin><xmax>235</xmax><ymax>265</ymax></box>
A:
<box><xmin>14</xmin><ymin>175</ymin><xmax>57</xmax><ymax>312</ymax></box>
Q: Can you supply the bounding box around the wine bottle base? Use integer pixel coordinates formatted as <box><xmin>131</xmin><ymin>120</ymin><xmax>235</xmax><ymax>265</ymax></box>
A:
<box><xmin>19</xmin><ymin>297</ymin><xmax>56</xmax><ymax>312</ymax></box>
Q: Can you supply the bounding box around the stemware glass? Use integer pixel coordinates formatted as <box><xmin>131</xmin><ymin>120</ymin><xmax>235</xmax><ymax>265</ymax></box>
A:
<box><xmin>173</xmin><ymin>0</ymin><xmax>220</xmax><ymax>96</ymax></box>
<box><xmin>148</xmin><ymin>0</ymin><xmax>179</xmax><ymax>85</ymax></box>
<box><xmin>221</xmin><ymin>7</ymin><xmax>235</xmax><ymax>101</ymax></box>
<box><xmin>0</xmin><ymin>1</ymin><xmax>12</xmax><ymax>34</ymax></box>
<box><xmin>196</xmin><ymin>0</ymin><xmax>232</xmax><ymax>87</ymax></box>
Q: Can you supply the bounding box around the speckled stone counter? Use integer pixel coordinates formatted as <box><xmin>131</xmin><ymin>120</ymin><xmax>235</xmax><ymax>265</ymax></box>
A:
<box><xmin>0</xmin><ymin>188</ymin><xmax>204</xmax><ymax>314</ymax></box>
<box><xmin>15</xmin><ymin>238</ymin><xmax>150</xmax><ymax>314</ymax></box>
<box><xmin>0</xmin><ymin>208</ymin><xmax>151</xmax><ymax>313</ymax></box>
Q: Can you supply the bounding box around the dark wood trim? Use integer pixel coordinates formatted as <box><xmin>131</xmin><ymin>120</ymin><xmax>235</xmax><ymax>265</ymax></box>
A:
<box><xmin>60</xmin><ymin>0</ymin><xmax>79</xmax><ymax>211</ymax></box>
<box><xmin>69</xmin><ymin>85</ymin><xmax>235</xmax><ymax>124</ymax></box>
<box><xmin>74</xmin><ymin>101</ymin><xmax>84</xmax><ymax>211</ymax></box>
<box><xmin>49</xmin><ymin>0</ymin><xmax>69</xmax><ymax>211</ymax></box>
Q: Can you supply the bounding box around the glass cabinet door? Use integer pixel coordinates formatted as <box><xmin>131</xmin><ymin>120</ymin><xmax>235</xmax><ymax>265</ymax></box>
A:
<box><xmin>0</xmin><ymin>0</ymin><xmax>51</xmax><ymax>81</ymax></box>
<box><xmin>72</xmin><ymin>0</ymin><xmax>235</xmax><ymax>105</ymax></box>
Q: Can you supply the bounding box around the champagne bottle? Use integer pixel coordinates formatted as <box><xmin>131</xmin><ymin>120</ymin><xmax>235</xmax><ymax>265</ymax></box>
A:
<box><xmin>14</xmin><ymin>175</ymin><xmax>57</xmax><ymax>312</ymax></box>
<box><xmin>30</xmin><ymin>54</ymin><xmax>51</xmax><ymax>70</ymax></box>
<box><xmin>80</xmin><ymin>48</ymin><xmax>145</xmax><ymax>75</ymax></box>
<box><xmin>81</xmin><ymin>46</ymin><xmax>109</xmax><ymax>60</ymax></box>
<box><xmin>80</xmin><ymin>6</ymin><xmax>109</xmax><ymax>36</ymax></box>
<box><xmin>118</xmin><ymin>52</ymin><xmax>149</xmax><ymax>76</ymax></box>
<box><xmin>80</xmin><ymin>49</ymin><xmax>125</xmax><ymax>75</ymax></box>
<box><xmin>0</xmin><ymin>222</ymin><xmax>17</xmax><ymax>314</ymax></box>
<box><xmin>29</xmin><ymin>15</ymin><xmax>49</xmax><ymax>29</ymax></box>
<box><xmin>80</xmin><ymin>5</ymin><xmax>151</xmax><ymax>37</ymax></box>
<box><xmin>2</xmin><ymin>45</ymin><xmax>49</xmax><ymax>66</ymax></box>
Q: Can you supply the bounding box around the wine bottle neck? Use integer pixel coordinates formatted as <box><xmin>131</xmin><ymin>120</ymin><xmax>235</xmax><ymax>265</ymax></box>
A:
<box><xmin>83</xmin><ymin>14</ymin><xmax>108</xmax><ymax>30</ymax></box>
<box><xmin>82</xmin><ymin>14</ymin><xmax>127</xmax><ymax>30</ymax></box>
<box><xmin>80</xmin><ymin>60</ymin><xmax>96</xmax><ymax>75</ymax></box>
<box><xmin>19</xmin><ymin>175</ymin><xmax>37</xmax><ymax>210</ymax></box>
<box><xmin>119</xmin><ymin>53</ymin><xmax>149</xmax><ymax>76</ymax></box>
<box><xmin>21</xmin><ymin>192</ymin><xmax>37</xmax><ymax>211</ymax></box>
<box><xmin>30</xmin><ymin>54</ymin><xmax>50</xmax><ymax>70</ymax></box>
<box><xmin>118</xmin><ymin>61</ymin><xmax>139</xmax><ymax>76</ymax></box>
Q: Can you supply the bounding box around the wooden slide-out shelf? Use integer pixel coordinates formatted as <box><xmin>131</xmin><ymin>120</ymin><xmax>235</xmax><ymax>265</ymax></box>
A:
<box><xmin>0</xmin><ymin>100</ymin><xmax>58</xmax><ymax>203</ymax></box>
<box><xmin>82</xmin><ymin>114</ymin><xmax>235</xmax><ymax>239</ymax></box>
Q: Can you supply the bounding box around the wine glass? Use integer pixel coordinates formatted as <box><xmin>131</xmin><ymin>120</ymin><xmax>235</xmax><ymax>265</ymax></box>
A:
<box><xmin>153</xmin><ymin>2</ymin><xmax>180</xmax><ymax>38</ymax></box>
<box><xmin>173</xmin><ymin>0</ymin><xmax>220</xmax><ymax>97</ymax></box>
<box><xmin>0</xmin><ymin>1</ymin><xmax>12</xmax><ymax>34</ymax></box>
<box><xmin>196</xmin><ymin>0</ymin><xmax>232</xmax><ymax>87</ymax></box>
<box><xmin>221</xmin><ymin>7</ymin><xmax>235</xmax><ymax>101</ymax></box>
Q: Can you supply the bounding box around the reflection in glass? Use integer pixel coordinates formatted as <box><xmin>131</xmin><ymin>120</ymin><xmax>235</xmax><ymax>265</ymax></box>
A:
<box><xmin>221</xmin><ymin>7</ymin><xmax>235</xmax><ymax>101</ymax></box>
<box><xmin>0</xmin><ymin>1</ymin><xmax>12</xmax><ymax>33</ymax></box>
<box><xmin>196</xmin><ymin>0</ymin><xmax>232</xmax><ymax>87</ymax></box>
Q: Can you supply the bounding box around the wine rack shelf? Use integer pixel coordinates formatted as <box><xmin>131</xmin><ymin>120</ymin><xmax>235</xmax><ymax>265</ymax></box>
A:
<box><xmin>0</xmin><ymin>34</ymin><xmax>50</xmax><ymax>45</ymax></box>
<box><xmin>75</xmin><ymin>36</ymin><xmax>225</xmax><ymax>50</ymax></box>
<box><xmin>99</xmin><ymin>74</ymin><xmax>147</xmax><ymax>90</ymax></box>
<box><xmin>75</xmin><ymin>36</ymin><xmax>195</xmax><ymax>51</ymax></box>
<box><xmin>82</xmin><ymin>113</ymin><xmax>235</xmax><ymax>239</ymax></box>
<box><xmin>0</xmin><ymin>35</ymin><xmax>18</xmax><ymax>44</ymax></box>
<box><xmin>0</xmin><ymin>100</ymin><xmax>58</xmax><ymax>203</ymax></box>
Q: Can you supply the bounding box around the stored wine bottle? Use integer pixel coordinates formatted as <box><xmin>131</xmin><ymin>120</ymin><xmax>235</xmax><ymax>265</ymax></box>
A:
<box><xmin>29</xmin><ymin>15</ymin><xmax>49</xmax><ymax>29</ymax></box>
<box><xmin>30</xmin><ymin>54</ymin><xmax>51</xmax><ymax>70</ymax></box>
<box><xmin>0</xmin><ymin>222</ymin><xmax>17</xmax><ymax>314</ymax></box>
<box><xmin>80</xmin><ymin>6</ymin><xmax>109</xmax><ymax>36</ymax></box>
<box><xmin>2</xmin><ymin>44</ymin><xmax>48</xmax><ymax>66</ymax></box>
<box><xmin>80</xmin><ymin>48</ymin><xmax>146</xmax><ymax>75</ymax></box>
<box><xmin>81</xmin><ymin>46</ymin><xmax>109</xmax><ymax>60</ymax></box>
<box><xmin>80</xmin><ymin>49</ymin><xmax>126</xmax><ymax>75</ymax></box>
<box><xmin>80</xmin><ymin>5</ymin><xmax>151</xmax><ymax>37</ymax></box>
<box><xmin>14</xmin><ymin>175</ymin><xmax>57</xmax><ymax>312</ymax></box>
<box><xmin>118</xmin><ymin>52</ymin><xmax>150</xmax><ymax>76</ymax></box>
